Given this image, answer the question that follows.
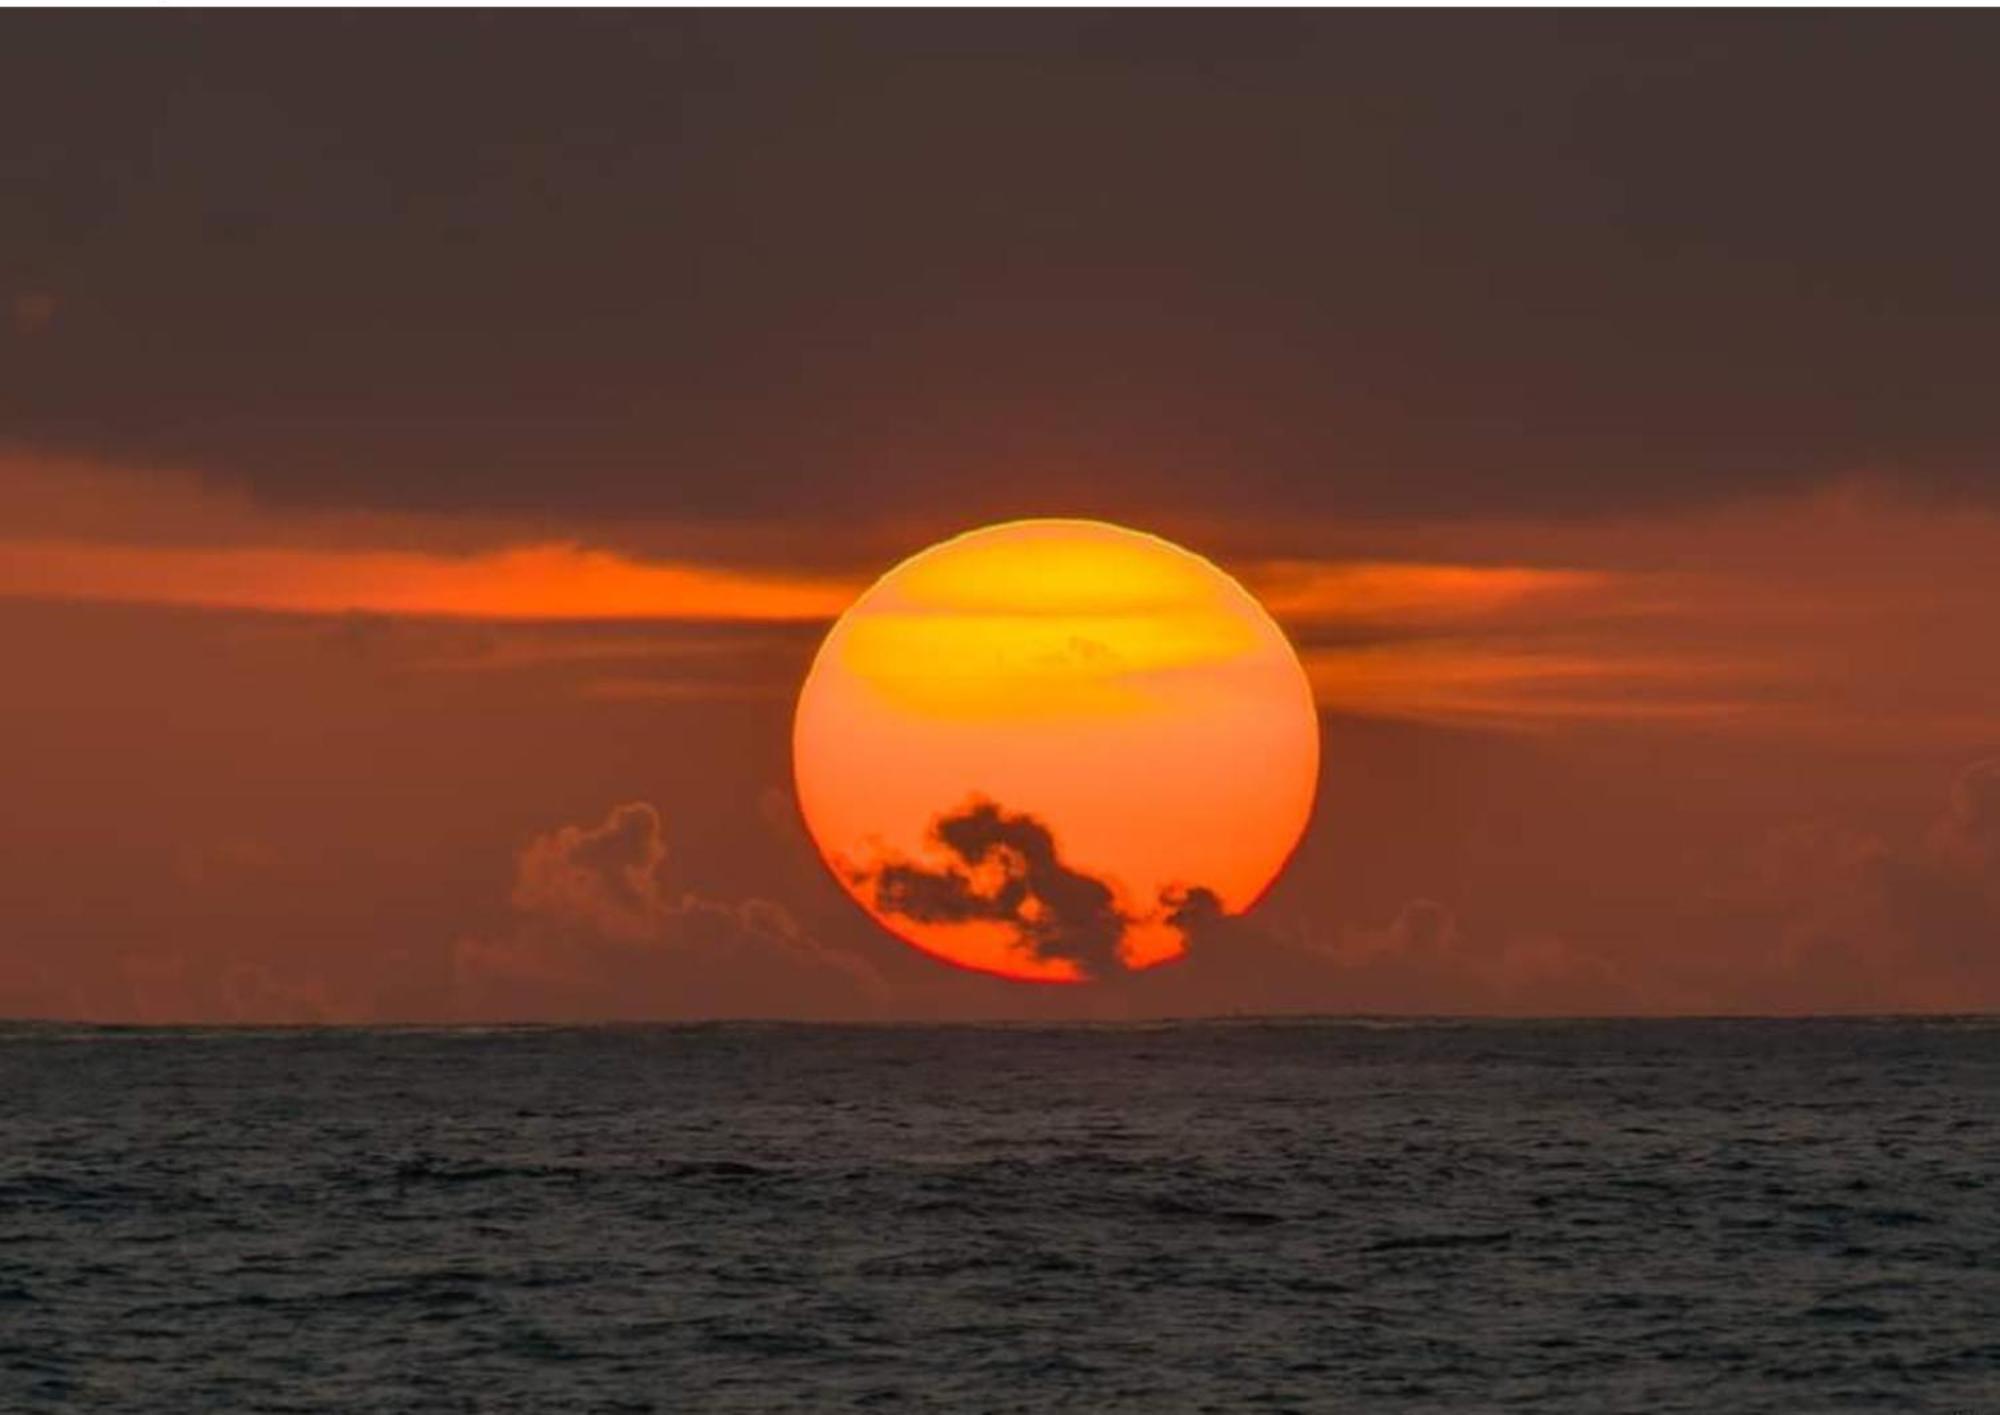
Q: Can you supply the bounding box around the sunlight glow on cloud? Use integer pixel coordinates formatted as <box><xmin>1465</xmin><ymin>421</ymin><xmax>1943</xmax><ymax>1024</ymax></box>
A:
<box><xmin>1250</xmin><ymin>561</ymin><xmax>1609</xmax><ymax>622</ymax></box>
<box><xmin>0</xmin><ymin>538</ymin><xmax>855</xmax><ymax>622</ymax></box>
<box><xmin>1302</xmin><ymin>642</ymin><xmax>1764</xmax><ymax>732</ymax></box>
<box><xmin>9</xmin><ymin>452</ymin><xmax>2000</xmax><ymax>745</ymax></box>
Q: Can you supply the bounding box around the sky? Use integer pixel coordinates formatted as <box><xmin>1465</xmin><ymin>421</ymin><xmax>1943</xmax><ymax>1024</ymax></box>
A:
<box><xmin>4</xmin><ymin>12</ymin><xmax>2000</xmax><ymax>1021</ymax></box>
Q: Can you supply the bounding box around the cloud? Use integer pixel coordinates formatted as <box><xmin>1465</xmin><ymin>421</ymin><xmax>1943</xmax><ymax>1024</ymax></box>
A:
<box><xmin>856</xmin><ymin>799</ymin><xmax>1228</xmax><ymax>982</ymax></box>
<box><xmin>1250</xmin><ymin>561</ymin><xmax>1608</xmax><ymax>623</ymax></box>
<box><xmin>0</xmin><ymin>450</ymin><xmax>861</xmax><ymax>625</ymax></box>
<box><xmin>1263</xmin><ymin>760</ymin><xmax>2000</xmax><ymax>1019</ymax></box>
<box><xmin>279</xmin><ymin>613</ymin><xmax>817</xmax><ymax>706</ymax></box>
<box><xmin>1301</xmin><ymin>641</ymin><xmax>1763</xmax><ymax>734</ymax></box>
<box><xmin>1332</xmin><ymin>901</ymin><xmax>1640</xmax><ymax>1015</ymax></box>
<box><xmin>1144</xmin><ymin>758</ymin><xmax>2000</xmax><ymax>1019</ymax></box>
<box><xmin>456</xmin><ymin>801</ymin><xmax>880</xmax><ymax>1019</ymax></box>
<box><xmin>6</xmin><ymin>18</ymin><xmax>2000</xmax><ymax>530</ymax></box>
<box><xmin>1136</xmin><ymin>890</ymin><xmax>1654</xmax><ymax>1018</ymax></box>
<box><xmin>16</xmin><ymin>450</ymin><xmax>2000</xmax><ymax>750</ymax></box>
<box><xmin>1161</xmin><ymin>884</ymin><xmax>1227</xmax><ymax>936</ymax></box>
<box><xmin>1251</xmin><ymin>484</ymin><xmax>2000</xmax><ymax>744</ymax></box>
<box><xmin>511</xmin><ymin>801</ymin><xmax>671</xmax><ymax>942</ymax></box>
<box><xmin>0</xmin><ymin>538</ymin><xmax>854</xmax><ymax>622</ymax></box>
<box><xmin>1650</xmin><ymin>759</ymin><xmax>2000</xmax><ymax>1013</ymax></box>
<box><xmin>854</xmin><ymin>796</ymin><xmax>1811</xmax><ymax>1013</ymax></box>
<box><xmin>864</xmin><ymin>801</ymin><xmax>1132</xmax><ymax>980</ymax></box>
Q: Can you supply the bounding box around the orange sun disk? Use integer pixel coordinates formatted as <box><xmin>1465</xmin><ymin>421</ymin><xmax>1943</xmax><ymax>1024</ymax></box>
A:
<box><xmin>792</xmin><ymin>519</ymin><xmax>1319</xmax><ymax>982</ymax></box>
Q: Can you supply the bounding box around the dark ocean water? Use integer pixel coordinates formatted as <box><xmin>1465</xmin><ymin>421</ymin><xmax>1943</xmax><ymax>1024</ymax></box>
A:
<box><xmin>2</xmin><ymin>1020</ymin><xmax>1997</xmax><ymax>1413</ymax></box>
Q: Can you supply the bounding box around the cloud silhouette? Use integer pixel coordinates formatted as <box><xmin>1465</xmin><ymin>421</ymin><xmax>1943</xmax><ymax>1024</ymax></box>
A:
<box><xmin>858</xmin><ymin>799</ymin><xmax>1235</xmax><ymax>982</ymax></box>
<box><xmin>1161</xmin><ymin>884</ymin><xmax>1227</xmax><ymax>936</ymax></box>
<box><xmin>866</xmin><ymin>801</ymin><xmax>1130</xmax><ymax>979</ymax></box>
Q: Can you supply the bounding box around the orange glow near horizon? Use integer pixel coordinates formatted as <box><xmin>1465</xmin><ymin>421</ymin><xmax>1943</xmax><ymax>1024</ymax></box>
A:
<box><xmin>1251</xmin><ymin>560</ymin><xmax>1608</xmax><ymax>621</ymax></box>
<box><xmin>0</xmin><ymin>538</ymin><xmax>855</xmax><ymax>622</ymax></box>
<box><xmin>792</xmin><ymin>520</ymin><xmax>1320</xmax><ymax>982</ymax></box>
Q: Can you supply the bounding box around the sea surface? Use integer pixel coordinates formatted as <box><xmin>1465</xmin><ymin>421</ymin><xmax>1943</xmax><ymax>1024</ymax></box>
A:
<box><xmin>2</xmin><ymin>1019</ymin><xmax>1997</xmax><ymax>1412</ymax></box>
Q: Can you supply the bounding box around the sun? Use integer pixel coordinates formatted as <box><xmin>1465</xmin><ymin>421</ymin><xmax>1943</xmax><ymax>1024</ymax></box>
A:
<box><xmin>792</xmin><ymin>519</ymin><xmax>1319</xmax><ymax>983</ymax></box>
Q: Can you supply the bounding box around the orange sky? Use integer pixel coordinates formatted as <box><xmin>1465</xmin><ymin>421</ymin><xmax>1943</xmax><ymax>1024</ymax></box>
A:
<box><xmin>9</xmin><ymin>455</ymin><xmax>1994</xmax><ymax>743</ymax></box>
<box><xmin>3</xmin><ymin>454</ymin><xmax>1999</xmax><ymax>1022</ymax></box>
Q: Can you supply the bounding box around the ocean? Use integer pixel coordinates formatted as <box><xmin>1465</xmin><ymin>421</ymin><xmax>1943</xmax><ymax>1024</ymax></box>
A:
<box><xmin>2</xmin><ymin>1019</ymin><xmax>1996</xmax><ymax>1412</ymax></box>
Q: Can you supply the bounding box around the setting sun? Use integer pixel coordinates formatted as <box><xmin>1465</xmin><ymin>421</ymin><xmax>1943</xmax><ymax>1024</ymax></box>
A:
<box><xmin>792</xmin><ymin>520</ymin><xmax>1319</xmax><ymax>982</ymax></box>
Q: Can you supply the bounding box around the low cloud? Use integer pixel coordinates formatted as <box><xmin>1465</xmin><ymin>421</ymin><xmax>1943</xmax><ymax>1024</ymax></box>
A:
<box><xmin>1146</xmin><ymin>894</ymin><xmax>1641</xmax><ymax>1017</ymax></box>
<box><xmin>511</xmin><ymin>801</ymin><xmax>673</xmax><ymax>942</ymax></box>
<box><xmin>1749</xmin><ymin>758</ymin><xmax>2000</xmax><ymax>1010</ymax></box>
<box><xmin>456</xmin><ymin>801</ymin><xmax>879</xmax><ymax>1019</ymax></box>
<box><xmin>1300</xmin><ymin>762</ymin><xmax>2000</xmax><ymax>1016</ymax></box>
<box><xmin>856</xmin><ymin>799</ymin><xmax>1223</xmax><ymax>982</ymax></box>
<box><xmin>1333</xmin><ymin>900</ymin><xmax>1638</xmax><ymax>1015</ymax></box>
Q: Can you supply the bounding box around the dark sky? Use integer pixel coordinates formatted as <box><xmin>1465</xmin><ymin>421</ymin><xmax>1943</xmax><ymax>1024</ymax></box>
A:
<box><xmin>5</xmin><ymin>11</ymin><xmax>1998</xmax><ymax>524</ymax></box>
